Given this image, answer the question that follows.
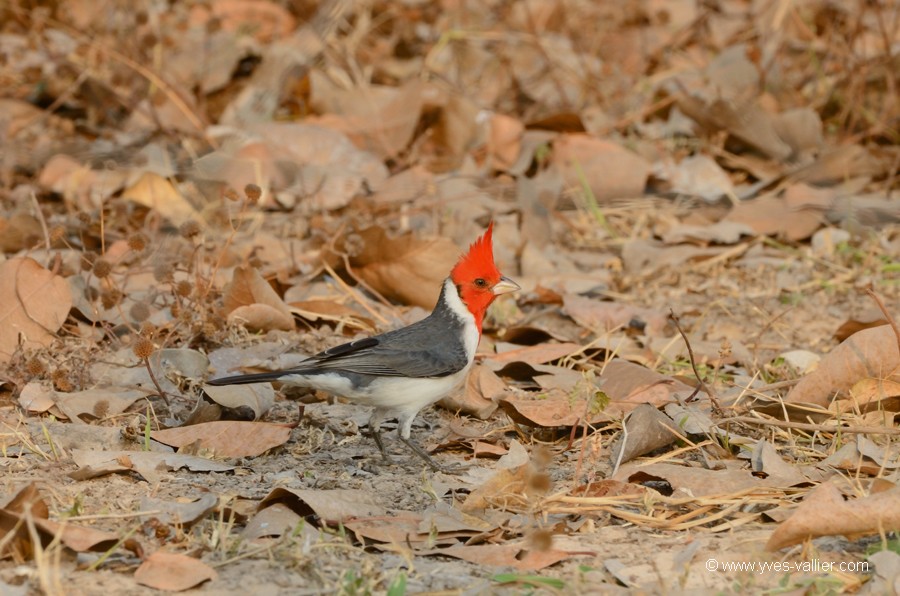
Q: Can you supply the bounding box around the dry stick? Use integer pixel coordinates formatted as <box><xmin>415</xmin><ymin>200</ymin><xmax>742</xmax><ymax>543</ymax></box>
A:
<box><xmin>668</xmin><ymin>309</ymin><xmax>720</xmax><ymax>410</ymax></box>
<box><xmin>865</xmin><ymin>286</ymin><xmax>900</xmax><ymax>356</ymax></box>
<box><xmin>715</xmin><ymin>415</ymin><xmax>900</xmax><ymax>436</ymax></box>
<box><xmin>141</xmin><ymin>355</ymin><xmax>170</xmax><ymax>406</ymax></box>
<box><xmin>321</xmin><ymin>261</ymin><xmax>390</xmax><ymax>326</ymax></box>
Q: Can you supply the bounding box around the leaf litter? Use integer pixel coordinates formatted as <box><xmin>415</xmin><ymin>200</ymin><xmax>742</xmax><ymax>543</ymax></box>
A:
<box><xmin>0</xmin><ymin>0</ymin><xmax>899</xmax><ymax>593</ymax></box>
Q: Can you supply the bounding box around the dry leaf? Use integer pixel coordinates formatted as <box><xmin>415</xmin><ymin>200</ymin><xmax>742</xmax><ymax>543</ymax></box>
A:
<box><xmin>609</xmin><ymin>404</ymin><xmax>680</xmax><ymax>467</ymax></box>
<box><xmin>151</xmin><ymin>421</ymin><xmax>292</xmax><ymax>458</ymax></box>
<box><xmin>122</xmin><ymin>172</ymin><xmax>199</xmax><ymax>226</ymax></box>
<box><xmin>0</xmin><ymin>257</ymin><xmax>72</xmax><ymax>364</ymax></box>
<box><xmin>552</xmin><ymin>134</ymin><xmax>650</xmax><ymax>202</ymax></box>
<box><xmin>787</xmin><ymin>325</ymin><xmax>900</xmax><ymax>406</ymax></box>
<box><xmin>346</xmin><ymin>227</ymin><xmax>460</xmax><ymax>309</ymax></box>
<box><xmin>257</xmin><ymin>488</ymin><xmax>387</xmax><ymax>521</ymax></box>
<box><xmin>139</xmin><ymin>494</ymin><xmax>218</xmax><ymax>527</ymax></box>
<box><xmin>202</xmin><ymin>384</ymin><xmax>275</xmax><ymax>420</ymax></box>
<box><xmin>69</xmin><ymin>450</ymin><xmax>235</xmax><ymax>483</ymax></box>
<box><xmin>424</xmin><ymin>543</ymin><xmax>585</xmax><ymax>571</ymax></box>
<box><xmin>222</xmin><ymin>266</ymin><xmax>294</xmax><ymax>332</ymax></box>
<box><xmin>766</xmin><ymin>482</ymin><xmax>900</xmax><ymax>551</ymax></box>
<box><xmin>134</xmin><ymin>551</ymin><xmax>217</xmax><ymax>591</ymax></box>
<box><xmin>439</xmin><ymin>364</ymin><xmax>505</xmax><ymax>419</ymax></box>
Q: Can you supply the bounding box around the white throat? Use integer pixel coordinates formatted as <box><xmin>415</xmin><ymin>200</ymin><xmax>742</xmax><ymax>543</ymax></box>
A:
<box><xmin>440</xmin><ymin>278</ymin><xmax>480</xmax><ymax>362</ymax></box>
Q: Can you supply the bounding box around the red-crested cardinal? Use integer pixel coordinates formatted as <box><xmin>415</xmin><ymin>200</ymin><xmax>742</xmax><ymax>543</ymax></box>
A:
<box><xmin>207</xmin><ymin>223</ymin><xmax>519</xmax><ymax>471</ymax></box>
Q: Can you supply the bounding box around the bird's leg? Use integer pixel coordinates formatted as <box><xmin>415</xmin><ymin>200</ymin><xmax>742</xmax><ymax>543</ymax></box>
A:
<box><xmin>368</xmin><ymin>409</ymin><xmax>394</xmax><ymax>464</ymax></box>
<box><xmin>397</xmin><ymin>412</ymin><xmax>467</xmax><ymax>474</ymax></box>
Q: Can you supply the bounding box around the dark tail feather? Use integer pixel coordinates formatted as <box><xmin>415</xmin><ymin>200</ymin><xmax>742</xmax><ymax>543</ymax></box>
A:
<box><xmin>206</xmin><ymin>371</ymin><xmax>289</xmax><ymax>386</ymax></box>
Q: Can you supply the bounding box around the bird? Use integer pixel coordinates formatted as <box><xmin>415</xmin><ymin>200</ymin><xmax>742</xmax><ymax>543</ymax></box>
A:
<box><xmin>207</xmin><ymin>223</ymin><xmax>520</xmax><ymax>471</ymax></box>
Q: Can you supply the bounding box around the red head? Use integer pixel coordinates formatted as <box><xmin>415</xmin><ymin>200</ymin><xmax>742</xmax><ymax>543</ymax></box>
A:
<box><xmin>450</xmin><ymin>222</ymin><xmax>520</xmax><ymax>332</ymax></box>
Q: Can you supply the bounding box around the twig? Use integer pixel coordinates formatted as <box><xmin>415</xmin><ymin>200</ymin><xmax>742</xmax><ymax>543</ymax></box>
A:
<box><xmin>668</xmin><ymin>309</ymin><xmax>720</xmax><ymax>410</ymax></box>
<box><xmin>715</xmin><ymin>415</ymin><xmax>900</xmax><ymax>436</ymax></box>
<box><xmin>28</xmin><ymin>191</ymin><xmax>52</xmax><ymax>252</ymax></box>
<box><xmin>865</xmin><ymin>286</ymin><xmax>900</xmax><ymax>356</ymax></box>
<box><xmin>321</xmin><ymin>261</ymin><xmax>389</xmax><ymax>326</ymax></box>
<box><xmin>142</xmin><ymin>356</ymin><xmax>170</xmax><ymax>406</ymax></box>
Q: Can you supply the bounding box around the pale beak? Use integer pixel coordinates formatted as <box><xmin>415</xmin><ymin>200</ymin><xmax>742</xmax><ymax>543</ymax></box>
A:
<box><xmin>492</xmin><ymin>276</ymin><xmax>521</xmax><ymax>296</ymax></box>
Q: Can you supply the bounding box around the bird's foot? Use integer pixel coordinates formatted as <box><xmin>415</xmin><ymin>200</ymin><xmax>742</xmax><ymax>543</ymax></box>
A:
<box><xmin>399</xmin><ymin>437</ymin><xmax>469</xmax><ymax>474</ymax></box>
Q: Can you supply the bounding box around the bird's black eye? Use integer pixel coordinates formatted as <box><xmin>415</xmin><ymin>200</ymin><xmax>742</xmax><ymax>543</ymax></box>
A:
<box><xmin>474</xmin><ymin>278</ymin><xmax>487</xmax><ymax>287</ymax></box>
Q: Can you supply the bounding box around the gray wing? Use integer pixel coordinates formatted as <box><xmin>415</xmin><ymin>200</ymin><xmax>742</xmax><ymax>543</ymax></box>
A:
<box><xmin>306</xmin><ymin>318</ymin><xmax>469</xmax><ymax>378</ymax></box>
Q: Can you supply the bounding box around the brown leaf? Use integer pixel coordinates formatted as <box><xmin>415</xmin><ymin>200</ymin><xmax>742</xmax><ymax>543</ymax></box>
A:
<box><xmin>725</xmin><ymin>189</ymin><xmax>828</xmax><ymax>241</ymax></box>
<box><xmin>309</xmin><ymin>77</ymin><xmax>425</xmax><ymax>159</ymax></box>
<box><xmin>500</xmin><ymin>389</ymin><xmax>612</xmax><ymax>428</ymax></box>
<box><xmin>0</xmin><ymin>257</ymin><xmax>72</xmax><ymax>364</ymax></box>
<box><xmin>222</xmin><ymin>266</ymin><xmax>294</xmax><ymax>332</ymax></box>
<box><xmin>439</xmin><ymin>364</ymin><xmax>505</xmax><ymax>419</ymax></box>
<box><xmin>564</xmin><ymin>295</ymin><xmax>668</xmax><ymax>337</ymax></box>
<box><xmin>288</xmin><ymin>300</ymin><xmax>375</xmax><ymax>331</ymax></box>
<box><xmin>787</xmin><ymin>325</ymin><xmax>900</xmax><ymax>406</ymax></box>
<box><xmin>424</xmin><ymin>543</ymin><xmax>584</xmax><ymax>571</ymax></box>
<box><xmin>1</xmin><ymin>483</ymin><xmax>118</xmax><ymax>559</ymax></box>
<box><xmin>151</xmin><ymin>421</ymin><xmax>292</xmax><ymax>458</ymax></box>
<box><xmin>552</xmin><ymin>135</ymin><xmax>649</xmax><ymax>202</ymax></box>
<box><xmin>69</xmin><ymin>450</ymin><xmax>235</xmax><ymax>483</ymax></box>
<box><xmin>134</xmin><ymin>551</ymin><xmax>217</xmax><ymax>591</ymax></box>
<box><xmin>257</xmin><ymin>488</ymin><xmax>386</xmax><ymax>521</ymax></box>
<box><xmin>122</xmin><ymin>172</ymin><xmax>199</xmax><ymax>226</ymax></box>
<box><xmin>346</xmin><ymin>227</ymin><xmax>460</xmax><ymax>309</ymax></box>
<box><xmin>202</xmin><ymin>384</ymin><xmax>275</xmax><ymax>420</ymax></box>
<box><xmin>609</xmin><ymin>404</ymin><xmax>680</xmax><ymax>467</ymax></box>
<box><xmin>487</xmin><ymin>343</ymin><xmax>581</xmax><ymax>366</ymax></box>
<box><xmin>139</xmin><ymin>494</ymin><xmax>218</xmax><ymax>527</ymax></box>
<box><xmin>766</xmin><ymin>482</ymin><xmax>900</xmax><ymax>551</ymax></box>
<box><xmin>487</xmin><ymin>113</ymin><xmax>525</xmax><ymax>171</ymax></box>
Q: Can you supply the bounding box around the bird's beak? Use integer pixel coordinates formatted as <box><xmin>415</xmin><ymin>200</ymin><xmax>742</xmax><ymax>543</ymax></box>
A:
<box><xmin>492</xmin><ymin>276</ymin><xmax>521</xmax><ymax>296</ymax></box>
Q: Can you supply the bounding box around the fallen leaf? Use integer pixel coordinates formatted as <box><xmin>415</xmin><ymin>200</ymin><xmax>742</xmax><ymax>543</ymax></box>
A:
<box><xmin>139</xmin><ymin>494</ymin><xmax>219</xmax><ymax>527</ymax></box>
<box><xmin>439</xmin><ymin>364</ymin><xmax>505</xmax><ymax>419</ymax></box>
<box><xmin>151</xmin><ymin>421</ymin><xmax>292</xmax><ymax>458</ymax></box>
<box><xmin>134</xmin><ymin>551</ymin><xmax>217</xmax><ymax>591</ymax></box>
<box><xmin>345</xmin><ymin>227</ymin><xmax>460</xmax><ymax>309</ymax></box>
<box><xmin>552</xmin><ymin>134</ymin><xmax>650</xmax><ymax>202</ymax></box>
<box><xmin>202</xmin><ymin>384</ymin><xmax>275</xmax><ymax>420</ymax></box>
<box><xmin>288</xmin><ymin>300</ymin><xmax>375</xmax><ymax>331</ymax></box>
<box><xmin>423</xmin><ymin>543</ymin><xmax>584</xmax><ymax>571</ymax></box>
<box><xmin>486</xmin><ymin>343</ymin><xmax>582</xmax><ymax>366</ymax></box>
<box><xmin>69</xmin><ymin>450</ymin><xmax>235</xmax><ymax>483</ymax></box>
<box><xmin>766</xmin><ymin>482</ymin><xmax>900</xmax><ymax>551</ymax></box>
<box><xmin>122</xmin><ymin>172</ymin><xmax>199</xmax><ymax>226</ymax></box>
<box><xmin>0</xmin><ymin>257</ymin><xmax>73</xmax><ymax>364</ymax></box>
<box><xmin>563</xmin><ymin>295</ymin><xmax>668</xmax><ymax>337</ymax></box>
<box><xmin>787</xmin><ymin>325</ymin><xmax>900</xmax><ymax>406</ymax></box>
<box><xmin>223</xmin><ymin>266</ymin><xmax>294</xmax><ymax>332</ymax></box>
<box><xmin>257</xmin><ymin>488</ymin><xmax>387</xmax><ymax>521</ymax></box>
<box><xmin>609</xmin><ymin>404</ymin><xmax>680</xmax><ymax>467</ymax></box>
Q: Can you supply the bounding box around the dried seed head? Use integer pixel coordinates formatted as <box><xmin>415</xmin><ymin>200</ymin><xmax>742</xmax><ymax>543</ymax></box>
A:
<box><xmin>153</xmin><ymin>262</ymin><xmax>173</xmax><ymax>283</ymax></box>
<box><xmin>223</xmin><ymin>187</ymin><xmax>240</xmax><ymax>201</ymax></box>
<box><xmin>128</xmin><ymin>232</ymin><xmax>149</xmax><ymax>252</ymax></box>
<box><xmin>49</xmin><ymin>225</ymin><xmax>66</xmax><ymax>244</ymax></box>
<box><xmin>179</xmin><ymin>220</ymin><xmax>201</xmax><ymax>239</ymax></box>
<box><xmin>130</xmin><ymin>302</ymin><xmax>151</xmax><ymax>322</ymax></box>
<box><xmin>26</xmin><ymin>358</ymin><xmax>46</xmax><ymax>376</ymax></box>
<box><xmin>175</xmin><ymin>280</ymin><xmax>193</xmax><ymax>297</ymax></box>
<box><xmin>81</xmin><ymin>251</ymin><xmax>97</xmax><ymax>271</ymax></box>
<box><xmin>93</xmin><ymin>258</ymin><xmax>112</xmax><ymax>278</ymax></box>
<box><xmin>132</xmin><ymin>337</ymin><xmax>155</xmax><ymax>360</ymax></box>
<box><xmin>51</xmin><ymin>369</ymin><xmax>73</xmax><ymax>392</ymax></box>
<box><xmin>244</xmin><ymin>184</ymin><xmax>262</xmax><ymax>203</ymax></box>
<box><xmin>101</xmin><ymin>289</ymin><xmax>123</xmax><ymax>310</ymax></box>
